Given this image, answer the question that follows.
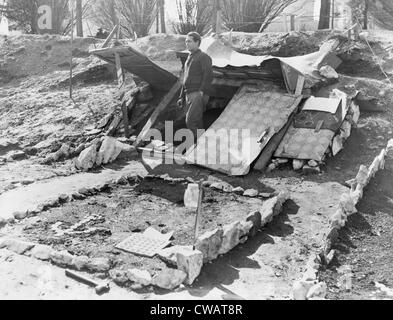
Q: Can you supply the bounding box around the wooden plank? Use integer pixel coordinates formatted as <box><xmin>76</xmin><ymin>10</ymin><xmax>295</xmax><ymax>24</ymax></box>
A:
<box><xmin>133</xmin><ymin>80</ymin><xmax>182</xmax><ymax>147</ymax></box>
<box><xmin>102</xmin><ymin>25</ymin><xmax>119</xmax><ymax>49</ymax></box>
<box><xmin>121</xmin><ymin>101</ymin><xmax>130</xmax><ymax>139</ymax></box>
<box><xmin>295</xmin><ymin>75</ymin><xmax>305</xmax><ymax>96</ymax></box>
<box><xmin>253</xmin><ymin>96</ymin><xmax>303</xmax><ymax>172</ymax></box>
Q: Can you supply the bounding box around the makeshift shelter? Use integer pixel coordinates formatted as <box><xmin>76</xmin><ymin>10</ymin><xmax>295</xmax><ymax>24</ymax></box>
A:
<box><xmin>91</xmin><ymin>36</ymin><xmax>353</xmax><ymax>176</ymax></box>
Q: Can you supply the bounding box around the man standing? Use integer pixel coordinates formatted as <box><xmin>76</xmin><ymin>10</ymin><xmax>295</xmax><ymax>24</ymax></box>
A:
<box><xmin>179</xmin><ymin>32</ymin><xmax>213</xmax><ymax>142</ymax></box>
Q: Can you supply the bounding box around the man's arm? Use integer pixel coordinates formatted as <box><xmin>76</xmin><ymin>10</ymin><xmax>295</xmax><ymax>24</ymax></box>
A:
<box><xmin>199</xmin><ymin>54</ymin><xmax>213</xmax><ymax>95</ymax></box>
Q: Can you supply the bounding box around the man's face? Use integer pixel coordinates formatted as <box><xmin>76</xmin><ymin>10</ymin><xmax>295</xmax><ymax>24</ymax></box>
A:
<box><xmin>185</xmin><ymin>36</ymin><xmax>199</xmax><ymax>52</ymax></box>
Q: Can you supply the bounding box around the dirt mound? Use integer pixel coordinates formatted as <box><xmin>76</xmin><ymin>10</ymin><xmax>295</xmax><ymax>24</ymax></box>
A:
<box><xmin>0</xmin><ymin>34</ymin><xmax>101</xmax><ymax>83</ymax></box>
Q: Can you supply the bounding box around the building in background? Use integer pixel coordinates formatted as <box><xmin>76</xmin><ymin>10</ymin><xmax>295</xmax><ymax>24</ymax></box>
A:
<box><xmin>264</xmin><ymin>0</ymin><xmax>353</xmax><ymax>32</ymax></box>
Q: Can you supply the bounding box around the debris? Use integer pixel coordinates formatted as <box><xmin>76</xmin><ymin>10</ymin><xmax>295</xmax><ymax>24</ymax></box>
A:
<box><xmin>152</xmin><ymin>268</ymin><xmax>187</xmax><ymax>291</ymax></box>
<box><xmin>319</xmin><ymin>65</ymin><xmax>338</xmax><ymax>79</ymax></box>
<box><xmin>65</xmin><ymin>269</ymin><xmax>110</xmax><ymax>295</ymax></box>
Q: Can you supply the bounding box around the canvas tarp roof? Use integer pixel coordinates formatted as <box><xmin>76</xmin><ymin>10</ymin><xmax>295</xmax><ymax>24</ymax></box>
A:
<box><xmin>90</xmin><ymin>46</ymin><xmax>178</xmax><ymax>91</ymax></box>
<box><xmin>197</xmin><ymin>37</ymin><xmax>342</xmax><ymax>93</ymax></box>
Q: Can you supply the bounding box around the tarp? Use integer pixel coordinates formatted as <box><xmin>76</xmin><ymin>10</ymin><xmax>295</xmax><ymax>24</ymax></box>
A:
<box><xmin>90</xmin><ymin>46</ymin><xmax>178</xmax><ymax>91</ymax></box>
<box><xmin>198</xmin><ymin>37</ymin><xmax>342</xmax><ymax>93</ymax></box>
<box><xmin>184</xmin><ymin>84</ymin><xmax>302</xmax><ymax>176</ymax></box>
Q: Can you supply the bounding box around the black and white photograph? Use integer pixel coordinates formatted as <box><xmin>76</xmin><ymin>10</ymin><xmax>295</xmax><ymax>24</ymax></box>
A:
<box><xmin>0</xmin><ymin>0</ymin><xmax>392</xmax><ymax>305</ymax></box>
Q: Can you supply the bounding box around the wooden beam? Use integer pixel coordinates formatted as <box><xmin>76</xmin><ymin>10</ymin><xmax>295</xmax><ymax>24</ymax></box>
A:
<box><xmin>253</xmin><ymin>96</ymin><xmax>303</xmax><ymax>172</ymax></box>
<box><xmin>133</xmin><ymin>80</ymin><xmax>182</xmax><ymax>147</ymax></box>
<box><xmin>102</xmin><ymin>25</ymin><xmax>119</xmax><ymax>49</ymax></box>
<box><xmin>295</xmin><ymin>75</ymin><xmax>305</xmax><ymax>96</ymax></box>
<box><xmin>114</xmin><ymin>52</ymin><xmax>124</xmax><ymax>89</ymax></box>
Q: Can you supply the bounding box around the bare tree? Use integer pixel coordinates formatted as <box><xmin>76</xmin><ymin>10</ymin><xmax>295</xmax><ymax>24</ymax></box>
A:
<box><xmin>220</xmin><ymin>0</ymin><xmax>297</xmax><ymax>33</ymax></box>
<box><xmin>89</xmin><ymin>0</ymin><xmax>118</xmax><ymax>34</ymax></box>
<box><xmin>370</xmin><ymin>0</ymin><xmax>393</xmax><ymax>30</ymax></box>
<box><xmin>173</xmin><ymin>0</ymin><xmax>213</xmax><ymax>35</ymax></box>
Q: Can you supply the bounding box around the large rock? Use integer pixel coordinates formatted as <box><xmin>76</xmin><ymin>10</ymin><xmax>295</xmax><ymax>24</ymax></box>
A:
<box><xmin>0</xmin><ymin>239</ymin><xmax>35</xmax><ymax>255</ymax></box>
<box><xmin>319</xmin><ymin>65</ymin><xmax>338</xmax><ymax>79</ymax></box>
<box><xmin>219</xmin><ymin>222</ymin><xmax>242</xmax><ymax>255</ymax></box>
<box><xmin>210</xmin><ymin>182</ymin><xmax>233</xmax><ymax>193</ymax></box>
<box><xmin>246</xmin><ymin>211</ymin><xmax>262</xmax><ymax>237</ymax></box>
<box><xmin>152</xmin><ymin>269</ymin><xmax>187</xmax><ymax>290</ymax></box>
<box><xmin>243</xmin><ymin>189</ymin><xmax>259</xmax><ymax>198</ymax></box>
<box><xmin>127</xmin><ymin>269</ymin><xmax>152</xmax><ymax>287</ymax></box>
<box><xmin>86</xmin><ymin>257</ymin><xmax>112</xmax><ymax>273</ymax></box>
<box><xmin>330</xmin><ymin>208</ymin><xmax>347</xmax><ymax>229</ymax></box>
<box><xmin>293</xmin><ymin>159</ymin><xmax>305</xmax><ymax>171</ymax></box>
<box><xmin>96</xmin><ymin>137</ymin><xmax>133</xmax><ymax>166</ymax></box>
<box><xmin>109</xmin><ymin>269</ymin><xmax>129</xmax><ymax>286</ymax></box>
<box><xmin>238</xmin><ymin>220</ymin><xmax>254</xmax><ymax>243</ymax></box>
<box><xmin>71</xmin><ymin>255</ymin><xmax>89</xmax><ymax>271</ymax></box>
<box><xmin>195</xmin><ymin>228</ymin><xmax>223</xmax><ymax>263</ymax></box>
<box><xmin>176</xmin><ymin>247</ymin><xmax>203</xmax><ymax>285</ymax></box>
<box><xmin>75</xmin><ymin>144</ymin><xmax>98</xmax><ymax>171</ymax></box>
<box><xmin>29</xmin><ymin>244</ymin><xmax>54</xmax><ymax>261</ymax></box>
<box><xmin>157</xmin><ymin>245</ymin><xmax>184</xmax><ymax>267</ymax></box>
<box><xmin>339</xmin><ymin>193</ymin><xmax>357</xmax><ymax>216</ymax></box>
<box><xmin>50</xmin><ymin>250</ymin><xmax>74</xmax><ymax>267</ymax></box>
<box><xmin>355</xmin><ymin>165</ymin><xmax>369</xmax><ymax>187</ymax></box>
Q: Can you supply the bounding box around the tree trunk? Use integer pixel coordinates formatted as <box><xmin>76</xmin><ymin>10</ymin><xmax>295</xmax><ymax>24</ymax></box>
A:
<box><xmin>159</xmin><ymin>0</ymin><xmax>166</xmax><ymax>33</ymax></box>
<box><xmin>363</xmin><ymin>0</ymin><xmax>368</xmax><ymax>29</ymax></box>
<box><xmin>318</xmin><ymin>0</ymin><xmax>331</xmax><ymax>29</ymax></box>
<box><xmin>76</xmin><ymin>0</ymin><xmax>83</xmax><ymax>37</ymax></box>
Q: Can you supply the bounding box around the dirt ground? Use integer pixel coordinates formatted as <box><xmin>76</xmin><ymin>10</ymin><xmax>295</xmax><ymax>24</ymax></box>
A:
<box><xmin>1</xmin><ymin>30</ymin><xmax>393</xmax><ymax>300</ymax></box>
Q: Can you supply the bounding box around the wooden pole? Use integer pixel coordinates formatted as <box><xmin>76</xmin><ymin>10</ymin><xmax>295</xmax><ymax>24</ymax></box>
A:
<box><xmin>69</xmin><ymin>5</ymin><xmax>74</xmax><ymax>100</ymax></box>
<box><xmin>76</xmin><ymin>0</ymin><xmax>83</xmax><ymax>37</ymax></box>
<box><xmin>193</xmin><ymin>181</ymin><xmax>204</xmax><ymax>250</ymax></box>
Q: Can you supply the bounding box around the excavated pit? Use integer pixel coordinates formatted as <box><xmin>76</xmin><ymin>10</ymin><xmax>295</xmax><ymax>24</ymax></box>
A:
<box><xmin>18</xmin><ymin>177</ymin><xmax>267</xmax><ymax>276</ymax></box>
